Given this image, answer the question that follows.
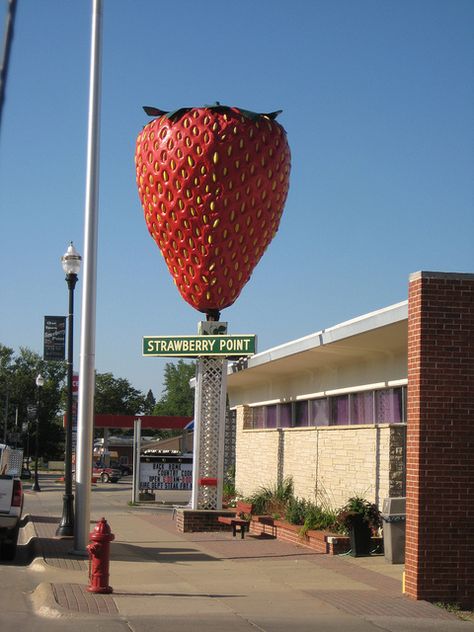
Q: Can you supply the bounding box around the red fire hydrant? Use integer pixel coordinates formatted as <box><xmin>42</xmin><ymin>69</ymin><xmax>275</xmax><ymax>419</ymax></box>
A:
<box><xmin>87</xmin><ymin>517</ymin><xmax>115</xmax><ymax>594</ymax></box>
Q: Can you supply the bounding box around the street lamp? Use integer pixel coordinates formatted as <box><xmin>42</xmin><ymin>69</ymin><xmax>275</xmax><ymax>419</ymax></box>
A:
<box><xmin>32</xmin><ymin>373</ymin><xmax>44</xmax><ymax>492</ymax></box>
<box><xmin>57</xmin><ymin>242</ymin><xmax>81</xmax><ymax>537</ymax></box>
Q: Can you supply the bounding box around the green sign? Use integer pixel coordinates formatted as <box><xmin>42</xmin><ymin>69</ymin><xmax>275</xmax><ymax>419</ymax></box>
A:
<box><xmin>143</xmin><ymin>334</ymin><xmax>256</xmax><ymax>357</ymax></box>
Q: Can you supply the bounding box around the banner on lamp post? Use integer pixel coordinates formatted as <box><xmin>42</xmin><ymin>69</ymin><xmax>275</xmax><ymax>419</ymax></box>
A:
<box><xmin>43</xmin><ymin>316</ymin><xmax>66</xmax><ymax>361</ymax></box>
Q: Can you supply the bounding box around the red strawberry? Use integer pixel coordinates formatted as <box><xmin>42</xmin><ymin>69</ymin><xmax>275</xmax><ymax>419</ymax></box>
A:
<box><xmin>135</xmin><ymin>104</ymin><xmax>291</xmax><ymax>317</ymax></box>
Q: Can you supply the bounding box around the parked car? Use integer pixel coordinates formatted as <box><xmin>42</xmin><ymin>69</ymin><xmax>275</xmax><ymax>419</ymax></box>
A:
<box><xmin>93</xmin><ymin>466</ymin><xmax>121</xmax><ymax>483</ymax></box>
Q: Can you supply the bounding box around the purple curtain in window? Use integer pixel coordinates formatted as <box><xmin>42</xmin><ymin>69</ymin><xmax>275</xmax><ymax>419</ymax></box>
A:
<box><xmin>279</xmin><ymin>403</ymin><xmax>292</xmax><ymax>427</ymax></box>
<box><xmin>331</xmin><ymin>395</ymin><xmax>349</xmax><ymax>425</ymax></box>
<box><xmin>375</xmin><ymin>389</ymin><xmax>402</xmax><ymax>423</ymax></box>
<box><xmin>310</xmin><ymin>398</ymin><xmax>329</xmax><ymax>425</ymax></box>
<box><xmin>350</xmin><ymin>391</ymin><xmax>374</xmax><ymax>424</ymax></box>
<box><xmin>266</xmin><ymin>405</ymin><xmax>277</xmax><ymax>428</ymax></box>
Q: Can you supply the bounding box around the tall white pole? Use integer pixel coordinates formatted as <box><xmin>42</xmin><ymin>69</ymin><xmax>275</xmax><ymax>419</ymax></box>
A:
<box><xmin>132</xmin><ymin>418</ymin><xmax>141</xmax><ymax>504</ymax></box>
<box><xmin>74</xmin><ymin>0</ymin><xmax>103</xmax><ymax>554</ymax></box>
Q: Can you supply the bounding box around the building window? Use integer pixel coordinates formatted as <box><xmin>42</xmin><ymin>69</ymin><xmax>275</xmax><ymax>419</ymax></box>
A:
<box><xmin>350</xmin><ymin>391</ymin><xmax>375</xmax><ymax>424</ymax></box>
<box><xmin>294</xmin><ymin>401</ymin><xmax>309</xmax><ymax>427</ymax></box>
<box><xmin>375</xmin><ymin>388</ymin><xmax>404</xmax><ymax>423</ymax></box>
<box><xmin>251</xmin><ymin>406</ymin><xmax>265</xmax><ymax>429</ymax></box>
<box><xmin>266</xmin><ymin>404</ymin><xmax>277</xmax><ymax>428</ymax></box>
<box><xmin>247</xmin><ymin>386</ymin><xmax>406</xmax><ymax>430</ymax></box>
<box><xmin>279</xmin><ymin>403</ymin><xmax>292</xmax><ymax>427</ymax></box>
<box><xmin>330</xmin><ymin>395</ymin><xmax>349</xmax><ymax>425</ymax></box>
<box><xmin>309</xmin><ymin>398</ymin><xmax>329</xmax><ymax>425</ymax></box>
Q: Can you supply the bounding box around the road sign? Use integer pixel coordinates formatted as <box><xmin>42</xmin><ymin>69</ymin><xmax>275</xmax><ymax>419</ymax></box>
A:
<box><xmin>143</xmin><ymin>334</ymin><xmax>256</xmax><ymax>357</ymax></box>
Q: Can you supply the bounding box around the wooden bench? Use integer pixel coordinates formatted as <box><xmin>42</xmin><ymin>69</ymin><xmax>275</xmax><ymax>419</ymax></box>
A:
<box><xmin>217</xmin><ymin>501</ymin><xmax>253</xmax><ymax>539</ymax></box>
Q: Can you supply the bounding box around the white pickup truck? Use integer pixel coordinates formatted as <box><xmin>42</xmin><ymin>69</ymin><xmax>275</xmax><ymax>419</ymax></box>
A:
<box><xmin>0</xmin><ymin>445</ymin><xmax>24</xmax><ymax>560</ymax></box>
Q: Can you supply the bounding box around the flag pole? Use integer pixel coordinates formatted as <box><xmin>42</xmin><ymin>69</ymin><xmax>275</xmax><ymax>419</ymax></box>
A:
<box><xmin>74</xmin><ymin>0</ymin><xmax>103</xmax><ymax>554</ymax></box>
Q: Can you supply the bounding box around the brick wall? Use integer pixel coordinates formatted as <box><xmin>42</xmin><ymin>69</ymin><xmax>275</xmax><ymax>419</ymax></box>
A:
<box><xmin>235</xmin><ymin>405</ymin><xmax>405</xmax><ymax>511</ymax></box>
<box><xmin>176</xmin><ymin>509</ymin><xmax>236</xmax><ymax>532</ymax></box>
<box><xmin>405</xmin><ymin>272</ymin><xmax>474</xmax><ymax>606</ymax></box>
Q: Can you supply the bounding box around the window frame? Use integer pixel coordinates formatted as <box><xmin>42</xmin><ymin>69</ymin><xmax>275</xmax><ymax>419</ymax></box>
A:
<box><xmin>247</xmin><ymin>386</ymin><xmax>407</xmax><ymax>430</ymax></box>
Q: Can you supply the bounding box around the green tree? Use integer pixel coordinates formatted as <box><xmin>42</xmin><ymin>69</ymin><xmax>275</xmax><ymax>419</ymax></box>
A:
<box><xmin>0</xmin><ymin>344</ymin><xmax>66</xmax><ymax>459</ymax></box>
<box><xmin>153</xmin><ymin>360</ymin><xmax>195</xmax><ymax>417</ymax></box>
<box><xmin>144</xmin><ymin>389</ymin><xmax>156</xmax><ymax>414</ymax></box>
<box><xmin>0</xmin><ymin>344</ymin><xmax>15</xmax><ymax>444</ymax></box>
<box><xmin>94</xmin><ymin>372</ymin><xmax>146</xmax><ymax>416</ymax></box>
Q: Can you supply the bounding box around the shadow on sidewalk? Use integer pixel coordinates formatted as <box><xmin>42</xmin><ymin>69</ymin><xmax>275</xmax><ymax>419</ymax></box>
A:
<box><xmin>112</xmin><ymin>541</ymin><xmax>218</xmax><ymax>564</ymax></box>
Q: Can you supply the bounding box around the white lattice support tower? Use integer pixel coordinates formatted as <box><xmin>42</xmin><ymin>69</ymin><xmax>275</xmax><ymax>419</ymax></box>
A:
<box><xmin>224</xmin><ymin>408</ymin><xmax>236</xmax><ymax>477</ymax></box>
<box><xmin>191</xmin><ymin>321</ymin><xmax>228</xmax><ymax>510</ymax></box>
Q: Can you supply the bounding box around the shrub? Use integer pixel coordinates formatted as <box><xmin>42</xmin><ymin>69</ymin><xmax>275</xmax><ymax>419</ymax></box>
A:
<box><xmin>249</xmin><ymin>477</ymin><xmax>294</xmax><ymax>515</ymax></box>
<box><xmin>222</xmin><ymin>466</ymin><xmax>239</xmax><ymax>506</ymax></box>
<box><xmin>300</xmin><ymin>502</ymin><xmax>339</xmax><ymax>535</ymax></box>
<box><xmin>336</xmin><ymin>496</ymin><xmax>382</xmax><ymax>534</ymax></box>
<box><xmin>285</xmin><ymin>497</ymin><xmax>307</xmax><ymax>525</ymax></box>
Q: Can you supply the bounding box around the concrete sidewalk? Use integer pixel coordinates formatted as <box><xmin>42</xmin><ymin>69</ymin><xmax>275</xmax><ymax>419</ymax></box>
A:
<box><xmin>20</xmin><ymin>490</ymin><xmax>471</xmax><ymax>631</ymax></box>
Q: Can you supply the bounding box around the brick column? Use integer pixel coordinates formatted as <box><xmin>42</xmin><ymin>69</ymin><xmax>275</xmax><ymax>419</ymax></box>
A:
<box><xmin>405</xmin><ymin>271</ymin><xmax>474</xmax><ymax>606</ymax></box>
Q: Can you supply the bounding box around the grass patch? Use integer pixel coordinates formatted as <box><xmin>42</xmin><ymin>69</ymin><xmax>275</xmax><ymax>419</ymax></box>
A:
<box><xmin>435</xmin><ymin>602</ymin><xmax>473</xmax><ymax>621</ymax></box>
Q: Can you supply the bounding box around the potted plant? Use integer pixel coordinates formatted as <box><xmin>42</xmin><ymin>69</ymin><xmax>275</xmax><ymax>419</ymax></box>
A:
<box><xmin>337</xmin><ymin>497</ymin><xmax>382</xmax><ymax>557</ymax></box>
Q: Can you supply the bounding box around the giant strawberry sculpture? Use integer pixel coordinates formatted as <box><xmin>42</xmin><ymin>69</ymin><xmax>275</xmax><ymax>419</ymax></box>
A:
<box><xmin>135</xmin><ymin>104</ymin><xmax>291</xmax><ymax>317</ymax></box>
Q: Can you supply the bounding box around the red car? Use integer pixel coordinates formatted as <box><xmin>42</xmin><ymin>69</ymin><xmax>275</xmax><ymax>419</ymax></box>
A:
<box><xmin>93</xmin><ymin>465</ymin><xmax>121</xmax><ymax>483</ymax></box>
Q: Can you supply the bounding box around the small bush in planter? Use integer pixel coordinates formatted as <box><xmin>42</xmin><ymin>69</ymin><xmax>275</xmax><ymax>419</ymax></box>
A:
<box><xmin>300</xmin><ymin>503</ymin><xmax>339</xmax><ymax>536</ymax></box>
<box><xmin>249</xmin><ymin>477</ymin><xmax>294</xmax><ymax>515</ymax></box>
<box><xmin>285</xmin><ymin>497</ymin><xmax>308</xmax><ymax>525</ymax></box>
<box><xmin>336</xmin><ymin>496</ymin><xmax>382</xmax><ymax>556</ymax></box>
<box><xmin>337</xmin><ymin>497</ymin><xmax>382</xmax><ymax>532</ymax></box>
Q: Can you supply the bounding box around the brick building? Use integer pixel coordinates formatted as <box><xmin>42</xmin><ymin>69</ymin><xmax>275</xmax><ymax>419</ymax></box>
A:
<box><xmin>226</xmin><ymin>271</ymin><xmax>474</xmax><ymax>606</ymax></box>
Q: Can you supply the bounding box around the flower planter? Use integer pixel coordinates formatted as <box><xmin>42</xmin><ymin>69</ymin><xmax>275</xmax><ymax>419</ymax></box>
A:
<box><xmin>249</xmin><ymin>516</ymin><xmax>351</xmax><ymax>554</ymax></box>
<box><xmin>348</xmin><ymin>514</ymin><xmax>372</xmax><ymax>556</ymax></box>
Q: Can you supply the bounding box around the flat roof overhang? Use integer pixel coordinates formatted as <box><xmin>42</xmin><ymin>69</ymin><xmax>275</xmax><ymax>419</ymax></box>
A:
<box><xmin>227</xmin><ymin>301</ymin><xmax>408</xmax><ymax>389</ymax></box>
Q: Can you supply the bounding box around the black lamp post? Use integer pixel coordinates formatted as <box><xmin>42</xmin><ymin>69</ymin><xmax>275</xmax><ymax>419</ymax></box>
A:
<box><xmin>32</xmin><ymin>373</ymin><xmax>44</xmax><ymax>492</ymax></box>
<box><xmin>57</xmin><ymin>242</ymin><xmax>81</xmax><ymax>537</ymax></box>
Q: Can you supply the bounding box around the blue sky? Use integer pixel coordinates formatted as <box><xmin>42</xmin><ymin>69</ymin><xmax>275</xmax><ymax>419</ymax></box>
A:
<box><xmin>0</xmin><ymin>0</ymin><xmax>473</xmax><ymax>397</ymax></box>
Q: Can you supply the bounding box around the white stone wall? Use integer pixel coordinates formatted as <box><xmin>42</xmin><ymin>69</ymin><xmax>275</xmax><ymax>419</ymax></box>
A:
<box><xmin>235</xmin><ymin>406</ymin><xmax>280</xmax><ymax>495</ymax></box>
<box><xmin>316</xmin><ymin>425</ymin><xmax>392</xmax><ymax>509</ymax></box>
<box><xmin>235</xmin><ymin>405</ymin><xmax>402</xmax><ymax>511</ymax></box>
<box><xmin>281</xmin><ymin>429</ymin><xmax>319</xmax><ymax>501</ymax></box>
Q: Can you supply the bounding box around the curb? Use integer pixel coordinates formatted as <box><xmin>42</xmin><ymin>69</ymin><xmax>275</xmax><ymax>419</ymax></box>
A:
<box><xmin>30</xmin><ymin>582</ymin><xmax>68</xmax><ymax>619</ymax></box>
<box><xmin>17</xmin><ymin>513</ymin><xmax>43</xmax><ymax>565</ymax></box>
<box><xmin>21</xmin><ymin>515</ymin><xmax>120</xmax><ymax>619</ymax></box>
<box><xmin>29</xmin><ymin>582</ymin><xmax>121</xmax><ymax>619</ymax></box>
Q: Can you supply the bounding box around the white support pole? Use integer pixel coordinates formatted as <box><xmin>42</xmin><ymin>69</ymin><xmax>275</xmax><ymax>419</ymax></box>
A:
<box><xmin>191</xmin><ymin>362</ymin><xmax>203</xmax><ymax>510</ymax></box>
<box><xmin>74</xmin><ymin>0</ymin><xmax>103</xmax><ymax>554</ymax></box>
<box><xmin>132</xmin><ymin>418</ymin><xmax>141</xmax><ymax>504</ymax></box>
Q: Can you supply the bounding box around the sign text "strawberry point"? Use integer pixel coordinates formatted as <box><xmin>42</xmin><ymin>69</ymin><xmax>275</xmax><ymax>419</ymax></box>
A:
<box><xmin>143</xmin><ymin>335</ymin><xmax>256</xmax><ymax>357</ymax></box>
